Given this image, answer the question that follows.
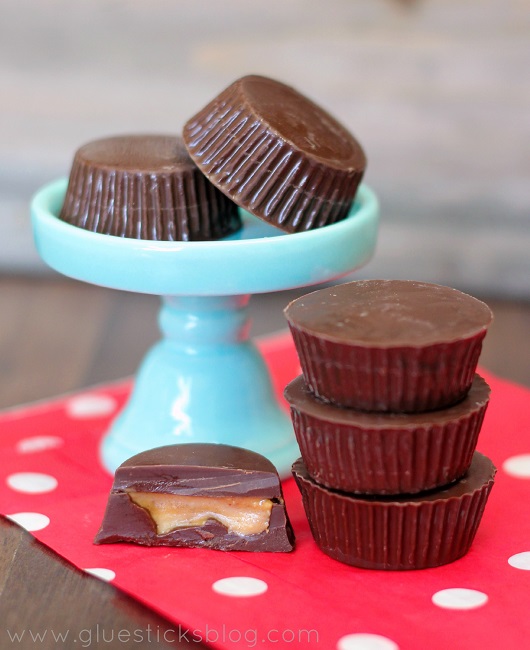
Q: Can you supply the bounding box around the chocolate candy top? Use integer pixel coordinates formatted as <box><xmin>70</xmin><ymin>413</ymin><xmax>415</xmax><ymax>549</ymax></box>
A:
<box><xmin>294</xmin><ymin>451</ymin><xmax>496</xmax><ymax>504</ymax></box>
<box><xmin>112</xmin><ymin>443</ymin><xmax>282</xmax><ymax>498</ymax></box>
<box><xmin>230</xmin><ymin>75</ymin><xmax>365</xmax><ymax>169</ymax></box>
<box><xmin>284</xmin><ymin>280</ymin><xmax>493</xmax><ymax>346</ymax></box>
<box><xmin>285</xmin><ymin>373</ymin><xmax>491</xmax><ymax>428</ymax></box>
<box><xmin>183</xmin><ymin>75</ymin><xmax>366</xmax><ymax>233</ymax></box>
<box><xmin>59</xmin><ymin>134</ymin><xmax>240</xmax><ymax>241</ymax></box>
<box><xmin>68</xmin><ymin>134</ymin><xmax>192</xmax><ymax>172</ymax></box>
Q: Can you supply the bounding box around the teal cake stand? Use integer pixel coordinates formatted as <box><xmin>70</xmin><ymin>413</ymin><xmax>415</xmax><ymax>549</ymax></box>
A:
<box><xmin>31</xmin><ymin>179</ymin><xmax>379</xmax><ymax>477</ymax></box>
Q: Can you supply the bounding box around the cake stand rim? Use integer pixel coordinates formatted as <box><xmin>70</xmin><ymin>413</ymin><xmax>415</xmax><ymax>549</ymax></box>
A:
<box><xmin>31</xmin><ymin>178</ymin><xmax>379</xmax><ymax>296</ymax></box>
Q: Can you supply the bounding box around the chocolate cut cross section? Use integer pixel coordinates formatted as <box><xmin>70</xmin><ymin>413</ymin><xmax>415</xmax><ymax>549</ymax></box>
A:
<box><xmin>95</xmin><ymin>443</ymin><xmax>294</xmax><ymax>552</ymax></box>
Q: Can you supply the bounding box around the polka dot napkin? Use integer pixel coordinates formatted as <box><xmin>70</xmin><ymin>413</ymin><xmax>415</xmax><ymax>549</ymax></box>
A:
<box><xmin>1</xmin><ymin>333</ymin><xmax>530</xmax><ymax>650</ymax></box>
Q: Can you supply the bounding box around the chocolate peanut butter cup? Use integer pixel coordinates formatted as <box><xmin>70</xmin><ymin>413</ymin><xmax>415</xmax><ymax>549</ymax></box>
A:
<box><xmin>285</xmin><ymin>280</ymin><xmax>493</xmax><ymax>412</ymax></box>
<box><xmin>293</xmin><ymin>452</ymin><xmax>496</xmax><ymax>570</ymax></box>
<box><xmin>60</xmin><ymin>134</ymin><xmax>240</xmax><ymax>241</ymax></box>
<box><xmin>183</xmin><ymin>75</ymin><xmax>366</xmax><ymax>233</ymax></box>
<box><xmin>95</xmin><ymin>443</ymin><xmax>294</xmax><ymax>552</ymax></box>
<box><xmin>285</xmin><ymin>374</ymin><xmax>490</xmax><ymax>494</ymax></box>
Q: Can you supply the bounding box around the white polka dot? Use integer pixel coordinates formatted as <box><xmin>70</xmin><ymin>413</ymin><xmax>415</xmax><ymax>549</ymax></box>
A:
<box><xmin>6</xmin><ymin>472</ymin><xmax>58</xmax><ymax>494</ymax></box>
<box><xmin>84</xmin><ymin>568</ymin><xmax>116</xmax><ymax>582</ymax></box>
<box><xmin>66</xmin><ymin>394</ymin><xmax>117</xmax><ymax>418</ymax></box>
<box><xmin>212</xmin><ymin>577</ymin><xmax>268</xmax><ymax>597</ymax></box>
<box><xmin>5</xmin><ymin>512</ymin><xmax>50</xmax><ymax>531</ymax></box>
<box><xmin>502</xmin><ymin>454</ymin><xmax>530</xmax><ymax>478</ymax></box>
<box><xmin>337</xmin><ymin>633</ymin><xmax>399</xmax><ymax>650</ymax></box>
<box><xmin>432</xmin><ymin>588</ymin><xmax>488</xmax><ymax>610</ymax></box>
<box><xmin>508</xmin><ymin>551</ymin><xmax>530</xmax><ymax>570</ymax></box>
<box><xmin>16</xmin><ymin>436</ymin><xmax>64</xmax><ymax>454</ymax></box>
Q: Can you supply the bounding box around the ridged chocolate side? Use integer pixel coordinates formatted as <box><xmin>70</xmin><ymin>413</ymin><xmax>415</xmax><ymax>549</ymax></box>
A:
<box><xmin>287</xmin><ymin>375</ymin><xmax>490</xmax><ymax>494</ymax></box>
<box><xmin>183</xmin><ymin>77</ymin><xmax>365</xmax><ymax>233</ymax></box>
<box><xmin>288</xmin><ymin>324</ymin><xmax>486</xmax><ymax>412</ymax></box>
<box><xmin>293</xmin><ymin>454</ymin><xmax>495</xmax><ymax>570</ymax></box>
<box><xmin>60</xmin><ymin>137</ymin><xmax>240</xmax><ymax>241</ymax></box>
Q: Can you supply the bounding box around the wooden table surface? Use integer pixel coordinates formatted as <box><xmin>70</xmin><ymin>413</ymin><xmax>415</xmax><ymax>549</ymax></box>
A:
<box><xmin>1</xmin><ymin>275</ymin><xmax>529</xmax><ymax>649</ymax></box>
<box><xmin>1</xmin><ymin>276</ymin><xmax>529</xmax><ymax>411</ymax></box>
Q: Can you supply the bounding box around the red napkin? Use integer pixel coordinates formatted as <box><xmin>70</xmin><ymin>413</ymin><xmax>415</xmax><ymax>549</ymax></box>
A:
<box><xmin>1</xmin><ymin>332</ymin><xmax>529</xmax><ymax>650</ymax></box>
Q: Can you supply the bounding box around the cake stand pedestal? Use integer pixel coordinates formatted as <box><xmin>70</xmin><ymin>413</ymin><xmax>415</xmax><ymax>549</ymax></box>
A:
<box><xmin>31</xmin><ymin>179</ymin><xmax>378</xmax><ymax>476</ymax></box>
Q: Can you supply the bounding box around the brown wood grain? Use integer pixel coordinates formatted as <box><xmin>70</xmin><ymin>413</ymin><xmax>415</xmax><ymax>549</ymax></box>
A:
<box><xmin>0</xmin><ymin>517</ymin><xmax>206</xmax><ymax>649</ymax></box>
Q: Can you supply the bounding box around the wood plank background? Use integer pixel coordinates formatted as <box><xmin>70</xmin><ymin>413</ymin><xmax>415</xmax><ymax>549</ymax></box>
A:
<box><xmin>1</xmin><ymin>0</ymin><xmax>529</xmax><ymax>296</ymax></box>
<box><xmin>0</xmin><ymin>517</ymin><xmax>200</xmax><ymax>650</ymax></box>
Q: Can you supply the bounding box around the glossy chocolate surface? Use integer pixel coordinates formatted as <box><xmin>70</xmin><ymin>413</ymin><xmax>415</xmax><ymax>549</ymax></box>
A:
<box><xmin>68</xmin><ymin>134</ymin><xmax>194</xmax><ymax>172</ymax></box>
<box><xmin>60</xmin><ymin>134</ymin><xmax>240</xmax><ymax>241</ymax></box>
<box><xmin>113</xmin><ymin>443</ymin><xmax>282</xmax><ymax>497</ymax></box>
<box><xmin>95</xmin><ymin>444</ymin><xmax>294</xmax><ymax>552</ymax></box>
<box><xmin>285</xmin><ymin>374</ymin><xmax>490</xmax><ymax>494</ymax></box>
<box><xmin>285</xmin><ymin>374</ymin><xmax>490</xmax><ymax>428</ymax></box>
<box><xmin>232</xmin><ymin>76</ymin><xmax>365</xmax><ymax>169</ymax></box>
<box><xmin>293</xmin><ymin>452</ymin><xmax>496</xmax><ymax>569</ymax></box>
<box><xmin>293</xmin><ymin>451</ymin><xmax>495</xmax><ymax>504</ymax></box>
<box><xmin>285</xmin><ymin>280</ymin><xmax>493</xmax><ymax>346</ymax></box>
<box><xmin>183</xmin><ymin>75</ymin><xmax>366</xmax><ymax>233</ymax></box>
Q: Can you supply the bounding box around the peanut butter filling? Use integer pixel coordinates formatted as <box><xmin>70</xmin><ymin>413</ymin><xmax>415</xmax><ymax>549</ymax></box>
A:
<box><xmin>128</xmin><ymin>492</ymin><xmax>273</xmax><ymax>536</ymax></box>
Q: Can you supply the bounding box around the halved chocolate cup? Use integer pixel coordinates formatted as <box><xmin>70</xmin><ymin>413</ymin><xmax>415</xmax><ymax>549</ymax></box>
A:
<box><xmin>95</xmin><ymin>443</ymin><xmax>294</xmax><ymax>552</ymax></box>
<box><xmin>285</xmin><ymin>280</ymin><xmax>493</xmax><ymax>412</ymax></box>
<box><xmin>293</xmin><ymin>452</ymin><xmax>496</xmax><ymax>570</ymax></box>
<box><xmin>285</xmin><ymin>374</ymin><xmax>490</xmax><ymax>494</ymax></box>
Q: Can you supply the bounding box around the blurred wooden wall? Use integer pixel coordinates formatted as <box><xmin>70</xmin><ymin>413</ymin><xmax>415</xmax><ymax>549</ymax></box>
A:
<box><xmin>1</xmin><ymin>0</ymin><xmax>529</xmax><ymax>297</ymax></box>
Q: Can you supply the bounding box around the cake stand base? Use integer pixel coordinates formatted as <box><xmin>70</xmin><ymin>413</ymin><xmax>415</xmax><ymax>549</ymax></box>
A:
<box><xmin>100</xmin><ymin>295</ymin><xmax>299</xmax><ymax>476</ymax></box>
<box><xmin>31</xmin><ymin>179</ymin><xmax>379</xmax><ymax>477</ymax></box>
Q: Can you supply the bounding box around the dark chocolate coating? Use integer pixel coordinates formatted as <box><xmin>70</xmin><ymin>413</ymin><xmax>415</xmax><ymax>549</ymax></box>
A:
<box><xmin>113</xmin><ymin>443</ymin><xmax>282</xmax><ymax>497</ymax></box>
<box><xmin>284</xmin><ymin>280</ymin><xmax>493</xmax><ymax>346</ymax></box>
<box><xmin>95</xmin><ymin>444</ymin><xmax>294</xmax><ymax>552</ymax></box>
<box><xmin>285</xmin><ymin>280</ymin><xmax>493</xmax><ymax>412</ymax></box>
<box><xmin>285</xmin><ymin>373</ymin><xmax>490</xmax><ymax>428</ymax></box>
<box><xmin>285</xmin><ymin>374</ymin><xmax>490</xmax><ymax>494</ymax></box>
<box><xmin>293</xmin><ymin>452</ymin><xmax>496</xmax><ymax>570</ymax></box>
<box><xmin>183</xmin><ymin>75</ymin><xmax>366</xmax><ymax>233</ymax></box>
<box><xmin>60</xmin><ymin>134</ymin><xmax>240</xmax><ymax>241</ymax></box>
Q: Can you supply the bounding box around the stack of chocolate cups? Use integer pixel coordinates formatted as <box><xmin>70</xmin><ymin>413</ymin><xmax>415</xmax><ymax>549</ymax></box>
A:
<box><xmin>285</xmin><ymin>280</ymin><xmax>497</xmax><ymax>570</ymax></box>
